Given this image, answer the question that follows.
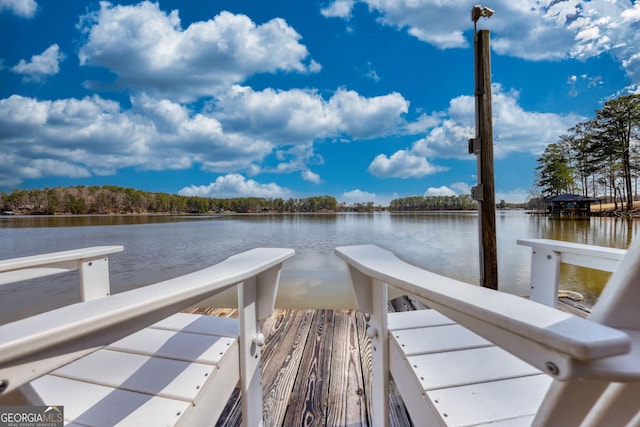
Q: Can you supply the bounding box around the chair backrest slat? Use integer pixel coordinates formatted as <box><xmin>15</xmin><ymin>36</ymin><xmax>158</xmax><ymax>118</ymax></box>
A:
<box><xmin>589</xmin><ymin>235</ymin><xmax>640</xmax><ymax>330</ymax></box>
<box><xmin>533</xmin><ymin>379</ymin><xmax>609</xmax><ymax>427</ymax></box>
<box><xmin>580</xmin><ymin>382</ymin><xmax>640</xmax><ymax>427</ymax></box>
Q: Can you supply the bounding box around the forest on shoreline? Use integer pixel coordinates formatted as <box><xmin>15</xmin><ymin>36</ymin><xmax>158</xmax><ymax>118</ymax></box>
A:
<box><xmin>0</xmin><ymin>185</ymin><xmax>532</xmax><ymax>216</ymax></box>
<box><xmin>0</xmin><ymin>185</ymin><xmax>528</xmax><ymax>215</ymax></box>
<box><xmin>0</xmin><ymin>185</ymin><xmax>363</xmax><ymax>215</ymax></box>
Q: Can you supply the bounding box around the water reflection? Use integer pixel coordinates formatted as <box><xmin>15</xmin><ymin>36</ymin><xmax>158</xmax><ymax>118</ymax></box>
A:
<box><xmin>0</xmin><ymin>212</ymin><xmax>637</xmax><ymax>323</ymax></box>
<box><xmin>0</xmin><ymin>214</ymin><xmax>217</xmax><ymax>228</ymax></box>
<box><xmin>531</xmin><ymin>216</ymin><xmax>638</xmax><ymax>248</ymax></box>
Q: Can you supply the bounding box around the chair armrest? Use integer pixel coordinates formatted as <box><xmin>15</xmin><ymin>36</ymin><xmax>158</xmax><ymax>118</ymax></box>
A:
<box><xmin>335</xmin><ymin>245</ymin><xmax>630</xmax><ymax>380</ymax></box>
<box><xmin>0</xmin><ymin>246</ymin><xmax>124</xmax><ymax>301</ymax></box>
<box><xmin>0</xmin><ymin>246</ymin><xmax>124</xmax><ymax>283</ymax></box>
<box><xmin>0</xmin><ymin>247</ymin><xmax>294</xmax><ymax>394</ymax></box>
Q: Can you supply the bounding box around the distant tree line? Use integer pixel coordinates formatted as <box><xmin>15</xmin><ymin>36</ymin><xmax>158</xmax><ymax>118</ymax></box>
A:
<box><xmin>0</xmin><ymin>185</ymin><xmax>341</xmax><ymax>214</ymax></box>
<box><xmin>390</xmin><ymin>195</ymin><xmax>476</xmax><ymax>211</ymax></box>
<box><xmin>535</xmin><ymin>94</ymin><xmax>640</xmax><ymax>211</ymax></box>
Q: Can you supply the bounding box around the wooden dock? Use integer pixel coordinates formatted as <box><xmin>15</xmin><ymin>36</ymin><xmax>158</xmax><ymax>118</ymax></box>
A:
<box><xmin>188</xmin><ymin>296</ymin><xmax>591</xmax><ymax>427</ymax></box>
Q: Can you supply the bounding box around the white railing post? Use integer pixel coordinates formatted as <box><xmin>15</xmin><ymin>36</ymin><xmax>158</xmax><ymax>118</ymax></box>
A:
<box><xmin>529</xmin><ymin>247</ymin><xmax>561</xmax><ymax>307</ymax></box>
<box><xmin>79</xmin><ymin>256</ymin><xmax>111</xmax><ymax>301</ymax></box>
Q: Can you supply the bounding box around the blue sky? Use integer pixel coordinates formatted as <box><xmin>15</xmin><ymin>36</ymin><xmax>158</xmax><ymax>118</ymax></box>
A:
<box><xmin>1</xmin><ymin>0</ymin><xmax>638</xmax><ymax>204</ymax></box>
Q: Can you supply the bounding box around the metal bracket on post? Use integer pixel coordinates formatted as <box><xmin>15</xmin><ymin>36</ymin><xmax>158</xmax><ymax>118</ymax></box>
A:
<box><xmin>468</xmin><ymin>137</ymin><xmax>481</xmax><ymax>155</ymax></box>
<box><xmin>472</xmin><ymin>184</ymin><xmax>484</xmax><ymax>201</ymax></box>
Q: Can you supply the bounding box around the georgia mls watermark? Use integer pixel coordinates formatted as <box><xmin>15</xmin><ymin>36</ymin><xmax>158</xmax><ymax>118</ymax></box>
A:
<box><xmin>0</xmin><ymin>406</ymin><xmax>63</xmax><ymax>427</ymax></box>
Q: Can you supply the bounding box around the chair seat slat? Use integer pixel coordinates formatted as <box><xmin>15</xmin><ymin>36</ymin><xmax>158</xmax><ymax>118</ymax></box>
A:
<box><xmin>388</xmin><ymin>309</ymin><xmax>454</xmax><ymax>330</ymax></box>
<box><xmin>427</xmin><ymin>375</ymin><xmax>553</xmax><ymax>427</ymax></box>
<box><xmin>150</xmin><ymin>312</ymin><xmax>240</xmax><ymax>337</ymax></box>
<box><xmin>30</xmin><ymin>375</ymin><xmax>191</xmax><ymax>427</ymax></box>
<box><xmin>51</xmin><ymin>349</ymin><xmax>217</xmax><ymax>402</ymax></box>
<box><xmin>406</xmin><ymin>345</ymin><xmax>542</xmax><ymax>391</ymax></box>
<box><xmin>107</xmin><ymin>327</ymin><xmax>236</xmax><ymax>365</ymax></box>
<box><xmin>392</xmin><ymin>323</ymin><xmax>491</xmax><ymax>356</ymax></box>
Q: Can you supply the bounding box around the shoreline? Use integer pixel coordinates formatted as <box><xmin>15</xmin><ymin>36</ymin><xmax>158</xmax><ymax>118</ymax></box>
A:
<box><xmin>1</xmin><ymin>208</ymin><xmax>528</xmax><ymax>217</ymax></box>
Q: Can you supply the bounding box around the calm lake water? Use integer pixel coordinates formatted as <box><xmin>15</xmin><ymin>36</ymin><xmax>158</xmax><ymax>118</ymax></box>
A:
<box><xmin>1</xmin><ymin>211</ymin><xmax>638</xmax><ymax>324</ymax></box>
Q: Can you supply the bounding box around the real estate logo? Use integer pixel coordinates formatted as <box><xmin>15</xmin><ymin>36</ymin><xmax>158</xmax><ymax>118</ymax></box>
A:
<box><xmin>0</xmin><ymin>406</ymin><xmax>63</xmax><ymax>427</ymax></box>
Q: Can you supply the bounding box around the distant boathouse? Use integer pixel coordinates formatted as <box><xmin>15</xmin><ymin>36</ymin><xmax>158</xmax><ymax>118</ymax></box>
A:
<box><xmin>544</xmin><ymin>194</ymin><xmax>599</xmax><ymax>217</ymax></box>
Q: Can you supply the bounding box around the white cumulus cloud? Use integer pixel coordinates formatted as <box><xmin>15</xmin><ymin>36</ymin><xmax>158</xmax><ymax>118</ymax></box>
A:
<box><xmin>450</xmin><ymin>182</ymin><xmax>472</xmax><ymax>194</ymax></box>
<box><xmin>368</xmin><ymin>150</ymin><xmax>448</xmax><ymax>178</ymax></box>
<box><xmin>341</xmin><ymin>189</ymin><xmax>376</xmax><ymax>203</ymax></box>
<box><xmin>178</xmin><ymin>174</ymin><xmax>292</xmax><ymax>198</ymax></box>
<box><xmin>215</xmin><ymin>85</ymin><xmax>409</xmax><ymax>144</ymax></box>
<box><xmin>322</xmin><ymin>0</ymin><xmax>640</xmax><ymax>86</ymax></box>
<box><xmin>301</xmin><ymin>170</ymin><xmax>321</xmax><ymax>183</ymax></box>
<box><xmin>12</xmin><ymin>44</ymin><xmax>65</xmax><ymax>82</ymax></box>
<box><xmin>0</xmin><ymin>94</ymin><xmax>277</xmax><ymax>186</ymax></box>
<box><xmin>408</xmin><ymin>84</ymin><xmax>580</xmax><ymax>161</ymax></box>
<box><xmin>77</xmin><ymin>2</ymin><xmax>317</xmax><ymax>102</ymax></box>
<box><xmin>367</xmin><ymin>84</ymin><xmax>580</xmax><ymax>180</ymax></box>
<box><xmin>424</xmin><ymin>182</ymin><xmax>471</xmax><ymax>197</ymax></box>
<box><xmin>341</xmin><ymin>189</ymin><xmax>396</xmax><ymax>206</ymax></box>
<box><xmin>621</xmin><ymin>3</ymin><xmax>640</xmax><ymax>22</ymax></box>
<box><xmin>424</xmin><ymin>186</ymin><xmax>457</xmax><ymax>197</ymax></box>
<box><xmin>0</xmin><ymin>79</ymin><xmax>413</xmax><ymax>188</ymax></box>
<box><xmin>321</xmin><ymin>0</ymin><xmax>355</xmax><ymax>19</ymax></box>
<box><xmin>0</xmin><ymin>0</ymin><xmax>37</xmax><ymax>18</ymax></box>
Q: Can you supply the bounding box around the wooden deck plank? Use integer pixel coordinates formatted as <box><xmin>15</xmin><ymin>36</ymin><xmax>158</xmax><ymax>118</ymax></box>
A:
<box><xmin>558</xmin><ymin>297</ymin><xmax>592</xmax><ymax>316</ymax></box>
<box><xmin>355</xmin><ymin>310</ymin><xmax>374</xmax><ymax>424</ymax></box>
<box><xmin>283</xmin><ymin>309</ymin><xmax>335</xmax><ymax>426</ymax></box>
<box><xmin>326</xmin><ymin>310</ymin><xmax>368</xmax><ymax>426</ymax></box>
<box><xmin>262</xmin><ymin>309</ymin><xmax>316</xmax><ymax>427</ymax></box>
<box><xmin>215</xmin><ymin>388</ymin><xmax>242</xmax><ymax>427</ymax></box>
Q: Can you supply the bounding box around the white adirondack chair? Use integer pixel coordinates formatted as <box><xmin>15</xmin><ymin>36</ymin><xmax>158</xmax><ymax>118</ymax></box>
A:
<box><xmin>335</xmin><ymin>238</ymin><xmax>640</xmax><ymax>427</ymax></box>
<box><xmin>0</xmin><ymin>246</ymin><xmax>294</xmax><ymax>426</ymax></box>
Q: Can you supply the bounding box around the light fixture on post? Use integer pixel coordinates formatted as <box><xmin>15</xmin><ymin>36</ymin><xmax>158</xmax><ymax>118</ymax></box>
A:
<box><xmin>472</xmin><ymin>5</ymin><xmax>494</xmax><ymax>24</ymax></box>
<box><xmin>472</xmin><ymin>5</ymin><xmax>494</xmax><ymax>45</ymax></box>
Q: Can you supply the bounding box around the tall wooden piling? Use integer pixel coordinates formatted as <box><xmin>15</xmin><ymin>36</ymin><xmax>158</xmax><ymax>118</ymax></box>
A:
<box><xmin>473</xmin><ymin>29</ymin><xmax>498</xmax><ymax>290</ymax></box>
